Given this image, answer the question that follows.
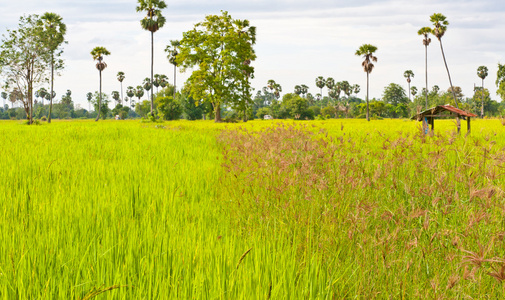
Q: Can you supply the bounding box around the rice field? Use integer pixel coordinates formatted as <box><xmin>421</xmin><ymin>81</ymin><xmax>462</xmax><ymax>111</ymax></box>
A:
<box><xmin>1</xmin><ymin>118</ymin><xmax>505</xmax><ymax>299</ymax></box>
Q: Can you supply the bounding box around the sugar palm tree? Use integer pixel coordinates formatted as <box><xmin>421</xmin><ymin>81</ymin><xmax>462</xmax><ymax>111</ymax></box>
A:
<box><xmin>136</xmin><ymin>0</ymin><xmax>167</xmax><ymax>117</ymax></box>
<box><xmin>165</xmin><ymin>40</ymin><xmax>180</xmax><ymax>98</ymax></box>
<box><xmin>117</xmin><ymin>71</ymin><xmax>125</xmax><ymax>103</ymax></box>
<box><xmin>315</xmin><ymin>76</ymin><xmax>326</xmax><ymax>98</ymax></box>
<box><xmin>135</xmin><ymin>85</ymin><xmax>144</xmax><ymax>103</ymax></box>
<box><xmin>158</xmin><ymin>74</ymin><xmax>168</xmax><ymax>89</ymax></box>
<box><xmin>126</xmin><ymin>86</ymin><xmax>135</xmax><ymax>104</ymax></box>
<box><xmin>411</xmin><ymin>86</ymin><xmax>418</xmax><ymax>97</ymax></box>
<box><xmin>300</xmin><ymin>84</ymin><xmax>309</xmax><ymax>98</ymax></box>
<box><xmin>430</xmin><ymin>13</ymin><xmax>459</xmax><ymax>110</ymax></box>
<box><xmin>355</xmin><ymin>44</ymin><xmax>378</xmax><ymax>121</ymax></box>
<box><xmin>326</xmin><ymin>77</ymin><xmax>335</xmax><ymax>93</ymax></box>
<box><xmin>404</xmin><ymin>70</ymin><xmax>414</xmax><ymax>102</ymax></box>
<box><xmin>418</xmin><ymin>27</ymin><xmax>432</xmax><ymax>109</ymax></box>
<box><xmin>143</xmin><ymin>78</ymin><xmax>152</xmax><ymax>98</ymax></box>
<box><xmin>294</xmin><ymin>85</ymin><xmax>302</xmax><ymax>95</ymax></box>
<box><xmin>86</xmin><ymin>92</ymin><xmax>92</xmax><ymax>111</ymax></box>
<box><xmin>40</xmin><ymin>12</ymin><xmax>67</xmax><ymax>124</ymax></box>
<box><xmin>90</xmin><ymin>46</ymin><xmax>111</xmax><ymax>121</ymax></box>
<box><xmin>477</xmin><ymin>65</ymin><xmax>488</xmax><ymax>118</ymax></box>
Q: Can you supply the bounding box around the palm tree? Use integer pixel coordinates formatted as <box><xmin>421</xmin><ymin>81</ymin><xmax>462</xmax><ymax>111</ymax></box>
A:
<box><xmin>40</xmin><ymin>12</ymin><xmax>67</xmax><ymax>124</ymax></box>
<box><xmin>158</xmin><ymin>74</ymin><xmax>168</xmax><ymax>89</ymax></box>
<box><xmin>477</xmin><ymin>65</ymin><xmax>488</xmax><ymax>118</ymax></box>
<box><xmin>430</xmin><ymin>13</ymin><xmax>459</xmax><ymax>110</ymax></box>
<box><xmin>326</xmin><ymin>77</ymin><xmax>335</xmax><ymax>93</ymax></box>
<box><xmin>86</xmin><ymin>92</ymin><xmax>92</xmax><ymax>112</ymax></box>
<box><xmin>294</xmin><ymin>85</ymin><xmax>302</xmax><ymax>95</ymax></box>
<box><xmin>355</xmin><ymin>44</ymin><xmax>378</xmax><ymax>121</ymax></box>
<box><xmin>165</xmin><ymin>40</ymin><xmax>180</xmax><ymax>98</ymax></box>
<box><xmin>300</xmin><ymin>84</ymin><xmax>309</xmax><ymax>98</ymax></box>
<box><xmin>404</xmin><ymin>70</ymin><xmax>414</xmax><ymax>102</ymax></box>
<box><xmin>136</xmin><ymin>0</ymin><xmax>167</xmax><ymax>118</ymax></box>
<box><xmin>143</xmin><ymin>78</ymin><xmax>152</xmax><ymax>100</ymax></box>
<box><xmin>135</xmin><ymin>85</ymin><xmax>144</xmax><ymax>103</ymax></box>
<box><xmin>90</xmin><ymin>46</ymin><xmax>111</xmax><ymax>121</ymax></box>
<box><xmin>352</xmin><ymin>84</ymin><xmax>360</xmax><ymax>95</ymax></box>
<box><xmin>1</xmin><ymin>92</ymin><xmax>7</xmax><ymax>108</ymax></box>
<box><xmin>112</xmin><ymin>91</ymin><xmax>120</xmax><ymax>106</ymax></box>
<box><xmin>411</xmin><ymin>86</ymin><xmax>418</xmax><ymax>97</ymax></box>
<box><xmin>315</xmin><ymin>76</ymin><xmax>326</xmax><ymax>97</ymax></box>
<box><xmin>418</xmin><ymin>27</ymin><xmax>432</xmax><ymax>109</ymax></box>
<box><xmin>126</xmin><ymin>86</ymin><xmax>135</xmax><ymax>104</ymax></box>
<box><xmin>117</xmin><ymin>71</ymin><xmax>125</xmax><ymax>103</ymax></box>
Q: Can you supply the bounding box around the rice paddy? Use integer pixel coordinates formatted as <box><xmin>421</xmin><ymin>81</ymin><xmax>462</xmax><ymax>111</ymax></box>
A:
<box><xmin>1</xmin><ymin>118</ymin><xmax>505</xmax><ymax>299</ymax></box>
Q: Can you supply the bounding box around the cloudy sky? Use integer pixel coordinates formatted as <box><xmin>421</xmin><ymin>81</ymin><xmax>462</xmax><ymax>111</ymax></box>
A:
<box><xmin>1</xmin><ymin>0</ymin><xmax>505</xmax><ymax>109</ymax></box>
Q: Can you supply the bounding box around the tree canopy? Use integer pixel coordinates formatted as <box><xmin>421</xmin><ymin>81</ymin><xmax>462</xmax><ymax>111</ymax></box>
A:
<box><xmin>176</xmin><ymin>11</ymin><xmax>256</xmax><ymax>122</ymax></box>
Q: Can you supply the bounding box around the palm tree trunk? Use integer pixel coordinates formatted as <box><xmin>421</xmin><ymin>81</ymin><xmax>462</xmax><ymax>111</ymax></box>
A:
<box><xmin>95</xmin><ymin>70</ymin><xmax>102</xmax><ymax>121</ymax></box>
<box><xmin>150</xmin><ymin>31</ymin><xmax>154</xmax><ymax>118</ymax></box>
<box><xmin>48</xmin><ymin>54</ymin><xmax>54</xmax><ymax>123</ymax></box>
<box><xmin>408</xmin><ymin>81</ymin><xmax>411</xmax><ymax>103</ymax></box>
<box><xmin>120</xmin><ymin>81</ymin><xmax>123</xmax><ymax>105</ymax></box>
<box><xmin>481</xmin><ymin>78</ymin><xmax>484</xmax><ymax>118</ymax></box>
<box><xmin>425</xmin><ymin>44</ymin><xmax>428</xmax><ymax>109</ymax></box>
<box><xmin>366</xmin><ymin>71</ymin><xmax>370</xmax><ymax>122</ymax></box>
<box><xmin>438</xmin><ymin>40</ymin><xmax>459</xmax><ymax>109</ymax></box>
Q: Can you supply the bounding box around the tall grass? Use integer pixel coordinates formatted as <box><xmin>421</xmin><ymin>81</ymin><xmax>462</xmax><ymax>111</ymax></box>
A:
<box><xmin>0</xmin><ymin>118</ymin><xmax>504</xmax><ymax>298</ymax></box>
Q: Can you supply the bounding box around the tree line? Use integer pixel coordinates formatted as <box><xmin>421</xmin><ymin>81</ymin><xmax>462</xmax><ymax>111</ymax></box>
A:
<box><xmin>3</xmin><ymin>8</ymin><xmax>505</xmax><ymax>124</ymax></box>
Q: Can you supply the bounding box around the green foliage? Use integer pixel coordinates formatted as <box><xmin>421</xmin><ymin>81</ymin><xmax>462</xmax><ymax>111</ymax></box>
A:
<box><xmin>280</xmin><ymin>93</ymin><xmax>313</xmax><ymax>120</ymax></box>
<box><xmin>156</xmin><ymin>96</ymin><xmax>182</xmax><ymax>120</ymax></box>
<box><xmin>177</xmin><ymin>11</ymin><xmax>256</xmax><ymax>122</ymax></box>
<box><xmin>382</xmin><ymin>83</ymin><xmax>409</xmax><ymax>117</ymax></box>
<box><xmin>135</xmin><ymin>100</ymin><xmax>151</xmax><ymax>117</ymax></box>
<box><xmin>496</xmin><ymin>63</ymin><xmax>505</xmax><ymax>102</ymax></box>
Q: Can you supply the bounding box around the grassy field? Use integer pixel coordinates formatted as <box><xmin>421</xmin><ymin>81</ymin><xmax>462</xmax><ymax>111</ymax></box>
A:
<box><xmin>1</xmin><ymin>118</ymin><xmax>505</xmax><ymax>299</ymax></box>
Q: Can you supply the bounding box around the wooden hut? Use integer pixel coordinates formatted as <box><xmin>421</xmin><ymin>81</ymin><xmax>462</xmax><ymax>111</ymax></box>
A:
<box><xmin>411</xmin><ymin>105</ymin><xmax>477</xmax><ymax>134</ymax></box>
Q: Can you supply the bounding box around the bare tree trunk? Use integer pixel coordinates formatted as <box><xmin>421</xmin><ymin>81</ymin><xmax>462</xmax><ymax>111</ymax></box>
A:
<box><xmin>425</xmin><ymin>44</ymin><xmax>428</xmax><ymax>109</ymax></box>
<box><xmin>366</xmin><ymin>72</ymin><xmax>370</xmax><ymax>122</ymax></box>
<box><xmin>438</xmin><ymin>40</ymin><xmax>459</xmax><ymax>109</ymax></box>
<box><xmin>120</xmin><ymin>81</ymin><xmax>123</xmax><ymax>105</ymax></box>
<box><xmin>48</xmin><ymin>54</ymin><xmax>54</xmax><ymax>123</ymax></box>
<box><xmin>95</xmin><ymin>70</ymin><xmax>102</xmax><ymax>121</ymax></box>
<box><xmin>150</xmin><ymin>31</ymin><xmax>154</xmax><ymax>118</ymax></box>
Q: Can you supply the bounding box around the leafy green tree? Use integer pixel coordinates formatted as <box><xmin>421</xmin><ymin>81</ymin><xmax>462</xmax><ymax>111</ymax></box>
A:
<box><xmin>382</xmin><ymin>83</ymin><xmax>408</xmax><ymax>117</ymax></box>
<box><xmin>355</xmin><ymin>44</ymin><xmax>378</xmax><ymax>121</ymax></box>
<box><xmin>136</xmin><ymin>0</ymin><xmax>167</xmax><ymax>117</ymax></box>
<box><xmin>430</xmin><ymin>13</ymin><xmax>459</xmax><ymax>109</ymax></box>
<box><xmin>135</xmin><ymin>100</ymin><xmax>151</xmax><ymax>117</ymax></box>
<box><xmin>418</xmin><ymin>27</ymin><xmax>432</xmax><ymax>109</ymax></box>
<box><xmin>90</xmin><ymin>46</ymin><xmax>111</xmax><ymax>121</ymax></box>
<box><xmin>165</xmin><ymin>40</ymin><xmax>180</xmax><ymax>98</ymax></box>
<box><xmin>40</xmin><ymin>12</ymin><xmax>66</xmax><ymax>124</ymax></box>
<box><xmin>0</xmin><ymin>14</ymin><xmax>50</xmax><ymax>124</ymax></box>
<box><xmin>117</xmin><ymin>71</ymin><xmax>125</xmax><ymax>103</ymax></box>
<box><xmin>156</xmin><ymin>95</ymin><xmax>181</xmax><ymax>120</ymax></box>
<box><xmin>496</xmin><ymin>63</ymin><xmax>505</xmax><ymax>103</ymax></box>
<box><xmin>176</xmin><ymin>11</ymin><xmax>256</xmax><ymax>122</ymax></box>
<box><xmin>477</xmin><ymin>66</ymin><xmax>488</xmax><ymax>118</ymax></box>
<box><xmin>91</xmin><ymin>91</ymin><xmax>110</xmax><ymax>120</ymax></box>
<box><xmin>403</xmin><ymin>70</ymin><xmax>414</xmax><ymax>102</ymax></box>
<box><xmin>281</xmin><ymin>93</ymin><xmax>313</xmax><ymax>120</ymax></box>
